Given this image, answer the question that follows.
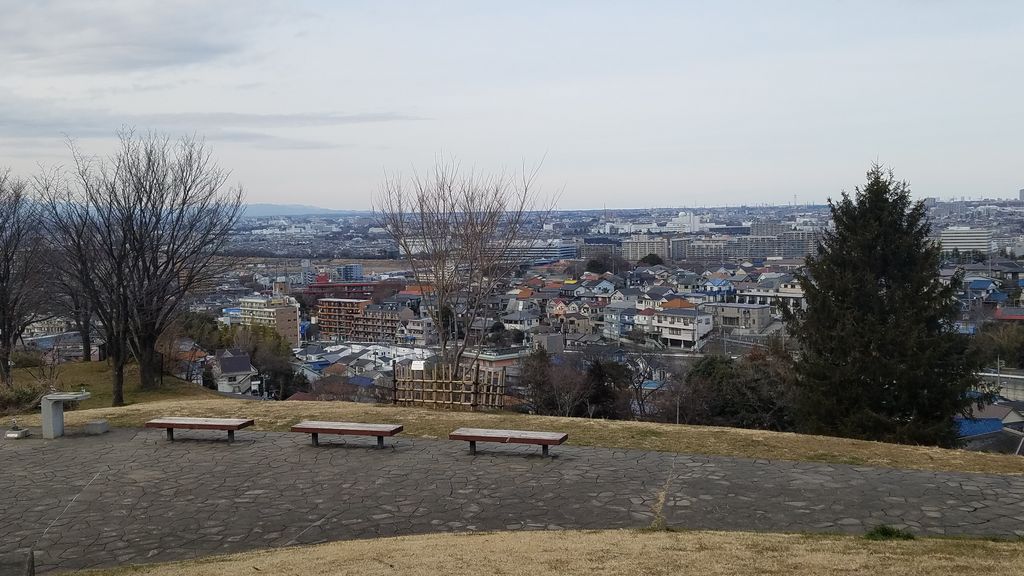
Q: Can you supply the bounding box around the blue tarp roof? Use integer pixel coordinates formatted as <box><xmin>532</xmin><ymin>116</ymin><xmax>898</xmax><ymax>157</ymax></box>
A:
<box><xmin>968</xmin><ymin>279</ymin><xmax>994</xmax><ymax>290</ymax></box>
<box><xmin>348</xmin><ymin>375</ymin><xmax>374</xmax><ymax>387</ymax></box>
<box><xmin>641</xmin><ymin>380</ymin><xmax>664</xmax><ymax>391</ymax></box>
<box><xmin>957</xmin><ymin>417</ymin><xmax>1003</xmax><ymax>438</ymax></box>
<box><xmin>986</xmin><ymin>291</ymin><xmax>1009</xmax><ymax>303</ymax></box>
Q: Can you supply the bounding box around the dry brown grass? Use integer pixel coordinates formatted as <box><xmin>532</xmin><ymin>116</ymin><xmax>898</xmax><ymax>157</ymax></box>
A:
<box><xmin>11</xmin><ymin>362</ymin><xmax>217</xmax><ymax>410</ymax></box>
<box><xmin>18</xmin><ymin>397</ymin><xmax>1024</xmax><ymax>475</ymax></box>
<box><xmin>83</xmin><ymin>529</ymin><xmax>1024</xmax><ymax>576</ymax></box>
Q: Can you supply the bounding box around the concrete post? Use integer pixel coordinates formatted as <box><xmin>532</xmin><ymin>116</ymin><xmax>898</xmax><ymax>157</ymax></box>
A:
<box><xmin>40</xmin><ymin>398</ymin><xmax>64</xmax><ymax>440</ymax></box>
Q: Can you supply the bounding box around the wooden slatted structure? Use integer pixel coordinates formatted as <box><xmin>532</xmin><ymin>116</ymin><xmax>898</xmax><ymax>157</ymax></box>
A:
<box><xmin>392</xmin><ymin>363</ymin><xmax>505</xmax><ymax>411</ymax></box>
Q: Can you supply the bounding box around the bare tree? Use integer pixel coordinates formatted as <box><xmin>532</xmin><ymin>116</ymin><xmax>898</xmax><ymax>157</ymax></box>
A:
<box><xmin>52</xmin><ymin>265</ymin><xmax>94</xmax><ymax>362</ymax></box>
<box><xmin>42</xmin><ymin>132</ymin><xmax>241</xmax><ymax>404</ymax></box>
<box><xmin>115</xmin><ymin>133</ymin><xmax>243</xmax><ymax>390</ymax></box>
<box><xmin>0</xmin><ymin>172</ymin><xmax>50</xmax><ymax>385</ymax></box>
<box><xmin>622</xmin><ymin>352</ymin><xmax>662</xmax><ymax>420</ymax></box>
<box><xmin>376</xmin><ymin>159</ymin><xmax>552</xmax><ymax>374</ymax></box>
<box><xmin>42</xmin><ymin>158</ymin><xmax>135</xmax><ymax>406</ymax></box>
<box><xmin>548</xmin><ymin>364</ymin><xmax>589</xmax><ymax>417</ymax></box>
<box><xmin>41</xmin><ymin>155</ymin><xmax>135</xmax><ymax>403</ymax></box>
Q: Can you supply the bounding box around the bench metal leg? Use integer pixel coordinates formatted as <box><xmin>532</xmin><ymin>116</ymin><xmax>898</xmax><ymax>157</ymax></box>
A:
<box><xmin>227</xmin><ymin>430</ymin><xmax>235</xmax><ymax>443</ymax></box>
<box><xmin>311</xmin><ymin>433</ymin><xmax>319</xmax><ymax>447</ymax></box>
<box><xmin>542</xmin><ymin>444</ymin><xmax>549</xmax><ymax>457</ymax></box>
<box><xmin>166</xmin><ymin>428</ymin><xmax>174</xmax><ymax>441</ymax></box>
<box><xmin>469</xmin><ymin>440</ymin><xmax>476</xmax><ymax>455</ymax></box>
<box><xmin>377</xmin><ymin>435</ymin><xmax>385</xmax><ymax>449</ymax></box>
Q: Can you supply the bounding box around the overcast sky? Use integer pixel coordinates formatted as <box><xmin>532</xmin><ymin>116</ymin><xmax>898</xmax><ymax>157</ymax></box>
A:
<box><xmin>0</xmin><ymin>1</ymin><xmax>1021</xmax><ymax>209</ymax></box>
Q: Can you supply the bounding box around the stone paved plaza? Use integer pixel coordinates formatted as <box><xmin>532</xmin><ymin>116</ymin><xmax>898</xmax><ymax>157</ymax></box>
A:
<box><xmin>3</xmin><ymin>427</ymin><xmax>1024</xmax><ymax>573</ymax></box>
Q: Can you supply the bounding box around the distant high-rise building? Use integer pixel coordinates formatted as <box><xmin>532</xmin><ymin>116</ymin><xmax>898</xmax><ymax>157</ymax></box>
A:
<box><xmin>1019</xmin><ymin>188</ymin><xmax>1024</xmax><ymax>203</ymax></box>
<box><xmin>939</xmin><ymin>227</ymin><xmax>993</xmax><ymax>254</ymax></box>
<box><xmin>337</xmin><ymin>263</ymin><xmax>364</xmax><ymax>281</ymax></box>
<box><xmin>580</xmin><ymin>237</ymin><xmax>622</xmax><ymax>259</ymax></box>
<box><xmin>622</xmin><ymin>235</ymin><xmax>670</xmax><ymax>262</ymax></box>
<box><xmin>750</xmin><ymin>219</ymin><xmax>791</xmax><ymax>236</ymax></box>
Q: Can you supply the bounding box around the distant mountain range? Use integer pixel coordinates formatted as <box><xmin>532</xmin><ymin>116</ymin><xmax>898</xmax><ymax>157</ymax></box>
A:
<box><xmin>241</xmin><ymin>203</ymin><xmax>371</xmax><ymax>217</ymax></box>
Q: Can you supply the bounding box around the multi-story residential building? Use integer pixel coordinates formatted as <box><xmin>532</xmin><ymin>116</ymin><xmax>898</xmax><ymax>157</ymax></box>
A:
<box><xmin>779</xmin><ymin>229</ymin><xmax>819</xmax><ymax>258</ymax></box>
<box><xmin>317</xmin><ymin>298</ymin><xmax>370</xmax><ymax>341</ymax></box>
<box><xmin>939</xmin><ymin>227</ymin><xmax>993</xmax><ymax>254</ymax></box>
<box><xmin>670</xmin><ymin>230</ymin><xmax>819</xmax><ymax>260</ymax></box>
<box><xmin>580</xmin><ymin>237</ymin><xmax>623</xmax><ymax>259</ymax></box>
<box><xmin>622</xmin><ymin>234</ymin><xmax>670</xmax><ymax>262</ymax></box>
<box><xmin>336</xmin><ymin>263</ymin><xmax>364</xmax><ymax>281</ymax></box>
<box><xmin>496</xmin><ymin>239</ymin><xmax>579</xmax><ymax>263</ymax></box>
<box><xmin>238</xmin><ymin>295</ymin><xmax>301</xmax><ymax>346</ymax></box>
<box><xmin>350</xmin><ymin>302</ymin><xmax>414</xmax><ymax>343</ymax></box>
<box><xmin>700</xmin><ymin>303</ymin><xmax>771</xmax><ymax>333</ymax></box>
<box><xmin>603</xmin><ymin>301</ymin><xmax>637</xmax><ymax>340</ymax></box>
<box><xmin>396</xmin><ymin>315</ymin><xmax>436</xmax><ymax>346</ymax></box>
<box><xmin>750</xmin><ymin>219</ymin><xmax>792</xmax><ymax>236</ymax></box>
<box><xmin>648</xmin><ymin>308</ymin><xmax>713</xmax><ymax>350</ymax></box>
<box><xmin>302</xmin><ymin>279</ymin><xmax>380</xmax><ymax>299</ymax></box>
<box><xmin>734</xmin><ymin>275</ymin><xmax>806</xmax><ymax>315</ymax></box>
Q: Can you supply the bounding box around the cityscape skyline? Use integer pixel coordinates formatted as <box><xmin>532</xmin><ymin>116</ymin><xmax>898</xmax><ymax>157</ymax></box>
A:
<box><xmin>1</xmin><ymin>1</ymin><xmax>1021</xmax><ymax>209</ymax></box>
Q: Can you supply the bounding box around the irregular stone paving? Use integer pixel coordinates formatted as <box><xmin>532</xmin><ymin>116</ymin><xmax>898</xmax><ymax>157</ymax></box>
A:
<box><xmin>1</xmin><ymin>428</ymin><xmax>1023</xmax><ymax>573</ymax></box>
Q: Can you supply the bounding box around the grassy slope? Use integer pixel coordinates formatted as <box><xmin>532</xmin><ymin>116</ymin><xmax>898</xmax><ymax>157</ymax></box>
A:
<box><xmin>17</xmin><ymin>394</ymin><xmax>1024</xmax><ymax>475</ymax></box>
<box><xmin>11</xmin><ymin>361</ymin><xmax>217</xmax><ymax>410</ymax></box>
<box><xmin>84</xmin><ymin>530</ymin><xmax>1024</xmax><ymax>576</ymax></box>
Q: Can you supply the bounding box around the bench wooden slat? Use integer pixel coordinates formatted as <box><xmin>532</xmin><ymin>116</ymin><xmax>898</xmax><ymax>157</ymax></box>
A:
<box><xmin>145</xmin><ymin>417</ymin><xmax>254</xmax><ymax>431</ymax></box>
<box><xmin>449</xmin><ymin>427</ymin><xmax>568</xmax><ymax>446</ymax></box>
<box><xmin>290</xmin><ymin>421</ymin><xmax>403</xmax><ymax>436</ymax></box>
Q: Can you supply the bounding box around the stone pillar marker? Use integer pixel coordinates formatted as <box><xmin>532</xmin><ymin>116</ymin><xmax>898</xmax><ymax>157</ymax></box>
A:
<box><xmin>40</xmin><ymin>391</ymin><xmax>91</xmax><ymax>439</ymax></box>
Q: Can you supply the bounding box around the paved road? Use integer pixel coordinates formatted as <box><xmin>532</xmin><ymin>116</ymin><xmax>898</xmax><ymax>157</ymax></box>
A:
<box><xmin>2</xmin><ymin>428</ymin><xmax>1024</xmax><ymax>573</ymax></box>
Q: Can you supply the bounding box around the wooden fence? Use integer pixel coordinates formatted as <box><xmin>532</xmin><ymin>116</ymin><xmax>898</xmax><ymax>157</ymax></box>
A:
<box><xmin>392</xmin><ymin>363</ymin><xmax>506</xmax><ymax>410</ymax></box>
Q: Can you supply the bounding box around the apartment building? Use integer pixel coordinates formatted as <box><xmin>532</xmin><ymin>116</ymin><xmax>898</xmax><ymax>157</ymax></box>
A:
<box><xmin>349</xmin><ymin>302</ymin><xmax>415</xmax><ymax>343</ymax></box>
<box><xmin>397</xmin><ymin>315</ymin><xmax>436</xmax><ymax>346</ymax></box>
<box><xmin>580</xmin><ymin>238</ymin><xmax>623</xmax><ymax>259</ymax></box>
<box><xmin>622</xmin><ymin>234</ymin><xmax>670</xmax><ymax>262</ymax></box>
<box><xmin>317</xmin><ymin>298</ymin><xmax>370</xmax><ymax>341</ymax></box>
<box><xmin>303</xmin><ymin>279</ymin><xmax>379</xmax><ymax>299</ymax></box>
<box><xmin>238</xmin><ymin>295</ymin><xmax>301</xmax><ymax>346</ymax></box>
<box><xmin>648</xmin><ymin>308</ymin><xmax>713</xmax><ymax>350</ymax></box>
<box><xmin>939</xmin><ymin>227</ymin><xmax>993</xmax><ymax>254</ymax></box>
<box><xmin>700</xmin><ymin>303</ymin><xmax>771</xmax><ymax>333</ymax></box>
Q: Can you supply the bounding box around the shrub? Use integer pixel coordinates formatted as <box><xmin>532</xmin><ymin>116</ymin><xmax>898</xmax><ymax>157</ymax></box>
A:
<box><xmin>864</xmin><ymin>524</ymin><xmax>915</xmax><ymax>541</ymax></box>
<box><xmin>10</xmin><ymin>349</ymin><xmax>44</xmax><ymax>369</ymax></box>
<box><xmin>0</xmin><ymin>381</ymin><xmax>47</xmax><ymax>414</ymax></box>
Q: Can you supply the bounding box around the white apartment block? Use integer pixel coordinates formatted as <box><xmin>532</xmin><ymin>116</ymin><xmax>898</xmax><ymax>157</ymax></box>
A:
<box><xmin>939</xmin><ymin>227</ymin><xmax>993</xmax><ymax>254</ymax></box>
<box><xmin>622</xmin><ymin>234</ymin><xmax>670</xmax><ymax>262</ymax></box>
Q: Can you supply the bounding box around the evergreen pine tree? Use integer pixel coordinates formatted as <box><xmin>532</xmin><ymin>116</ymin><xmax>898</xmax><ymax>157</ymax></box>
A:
<box><xmin>786</xmin><ymin>165</ymin><xmax>985</xmax><ymax>447</ymax></box>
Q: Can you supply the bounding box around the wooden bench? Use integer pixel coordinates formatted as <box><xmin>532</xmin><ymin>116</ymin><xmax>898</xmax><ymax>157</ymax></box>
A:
<box><xmin>291</xmin><ymin>421</ymin><xmax>404</xmax><ymax>448</ymax></box>
<box><xmin>449</xmin><ymin>427</ymin><xmax>568</xmax><ymax>456</ymax></box>
<box><xmin>145</xmin><ymin>417</ymin><xmax>255</xmax><ymax>443</ymax></box>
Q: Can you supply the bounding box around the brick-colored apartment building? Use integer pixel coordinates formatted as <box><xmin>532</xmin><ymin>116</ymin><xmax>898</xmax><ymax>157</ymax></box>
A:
<box><xmin>317</xmin><ymin>298</ymin><xmax>370</xmax><ymax>341</ymax></box>
<box><xmin>350</xmin><ymin>302</ymin><xmax>415</xmax><ymax>343</ymax></box>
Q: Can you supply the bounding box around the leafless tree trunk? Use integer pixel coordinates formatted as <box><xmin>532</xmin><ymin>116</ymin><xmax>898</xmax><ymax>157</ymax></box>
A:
<box><xmin>41</xmin><ymin>158</ymin><xmax>134</xmax><ymax>406</ymax></box>
<box><xmin>0</xmin><ymin>172</ymin><xmax>49</xmax><ymax>385</ymax></box>
<box><xmin>111</xmin><ymin>132</ymin><xmax>243</xmax><ymax>390</ymax></box>
<box><xmin>376</xmin><ymin>159</ymin><xmax>552</xmax><ymax>375</ymax></box>
<box><xmin>623</xmin><ymin>353</ymin><xmax>662</xmax><ymax>419</ymax></box>
<box><xmin>53</xmin><ymin>266</ymin><xmax>94</xmax><ymax>362</ymax></box>
<box><xmin>549</xmin><ymin>364</ymin><xmax>588</xmax><ymax>417</ymax></box>
<box><xmin>45</xmin><ymin>133</ymin><xmax>241</xmax><ymax>401</ymax></box>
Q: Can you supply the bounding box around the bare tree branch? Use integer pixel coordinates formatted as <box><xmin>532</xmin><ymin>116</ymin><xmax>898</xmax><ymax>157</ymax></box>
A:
<box><xmin>376</xmin><ymin>158</ymin><xmax>554</xmax><ymax>375</ymax></box>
